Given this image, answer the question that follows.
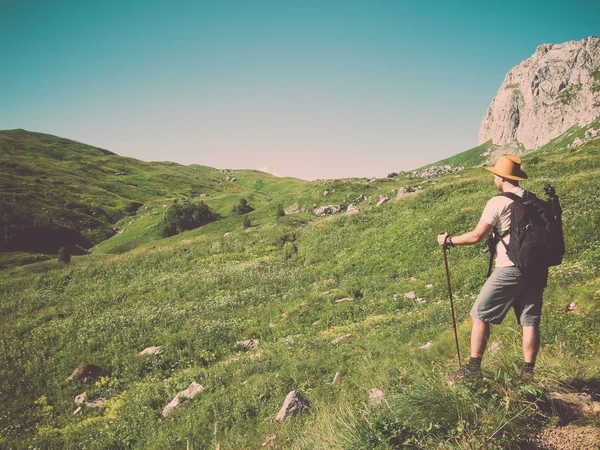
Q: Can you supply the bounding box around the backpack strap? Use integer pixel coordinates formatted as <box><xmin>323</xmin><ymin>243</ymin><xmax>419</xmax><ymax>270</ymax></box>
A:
<box><xmin>497</xmin><ymin>192</ymin><xmax>522</xmax><ymax>202</ymax></box>
<box><xmin>485</xmin><ymin>192</ymin><xmax>521</xmax><ymax>277</ymax></box>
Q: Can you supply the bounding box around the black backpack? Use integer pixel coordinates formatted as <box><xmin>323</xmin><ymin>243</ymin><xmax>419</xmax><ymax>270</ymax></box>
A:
<box><xmin>487</xmin><ymin>185</ymin><xmax>565</xmax><ymax>276</ymax></box>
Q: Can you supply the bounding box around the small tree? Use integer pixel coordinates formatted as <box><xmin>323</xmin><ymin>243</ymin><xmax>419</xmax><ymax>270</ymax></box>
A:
<box><xmin>243</xmin><ymin>216</ymin><xmax>251</xmax><ymax>228</ymax></box>
<box><xmin>232</xmin><ymin>198</ymin><xmax>254</xmax><ymax>215</ymax></box>
<box><xmin>160</xmin><ymin>200</ymin><xmax>217</xmax><ymax>237</ymax></box>
<box><xmin>57</xmin><ymin>246</ymin><xmax>70</xmax><ymax>263</ymax></box>
<box><xmin>276</xmin><ymin>204</ymin><xmax>285</xmax><ymax>217</ymax></box>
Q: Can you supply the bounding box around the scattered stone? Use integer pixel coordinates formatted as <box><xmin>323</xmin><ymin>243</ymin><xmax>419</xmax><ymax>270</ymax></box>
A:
<box><xmin>162</xmin><ymin>382</ymin><xmax>204</xmax><ymax>417</ymax></box>
<box><xmin>286</xmin><ymin>203</ymin><xmax>306</xmax><ymax>215</ymax></box>
<box><xmin>313</xmin><ymin>205</ymin><xmax>344</xmax><ymax>216</ymax></box>
<box><xmin>331</xmin><ymin>334</ymin><xmax>352</xmax><ymax>345</ymax></box>
<box><xmin>332</xmin><ymin>372</ymin><xmax>341</xmax><ymax>384</ymax></box>
<box><xmin>262</xmin><ymin>435</ymin><xmax>277</xmax><ymax>447</ymax></box>
<box><xmin>489</xmin><ymin>341</ymin><xmax>502</xmax><ymax>353</ymax></box>
<box><xmin>322</xmin><ymin>291</ymin><xmax>331</xmax><ymax>295</ymax></box>
<box><xmin>237</xmin><ymin>339</ymin><xmax>260</xmax><ymax>351</ymax></box>
<box><xmin>539</xmin><ymin>424</ymin><xmax>600</xmax><ymax>450</ymax></box>
<box><xmin>376</xmin><ymin>195</ymin><xmax>389</xmax><ymax>207</ymax></box>
<box><xmin>420</xmin><ymin>341</ymin><xmax>433</xmax><ymax>350</ymax></box>
<box><xmin>275</xmin><ymin>390</ymin><xmax>310</xmax><ymax>423</ymax></box>
<box><xmin>415</xmin><ymin>298</ymin><xmax>426</xmax><ymax>304</ymax></box>
<box><xmin>72</xmin><ymin>407</ymin><xmax>82</xmax><ymax>415</ymax></box>
<box><xmin>566</xmin><ymin>302</ymin><xmax>577</xmax><ymax>312</ymax></box>
<box><xmin>312</xmin><ymin>320</ymin><xmax>320</xmax><ymax>326</ymax></box>
<box><xmin>409</xmin><ymin>277</ymin><xmax>417</xmax><ymax>282</ymax></box>
<box><xmin>404</xmin><ymin>291</ymin><xmax>417</xmax><ymax>300</ymax></box>
<box><xmin>223</xmin><ymin>232</ymin><xmax>231</xmax><ymax>237</ymax></box>
<box><xmin>346</xmin><ymin>203</ymin><xmax>360</xmax><ymax>214</ymax></box>
<box><xmin>396</xmin><ymin>186</ymin><xmax>415</xmax><ymax>199</ymax></box>
<box><xmin>425</xmin><ymin>284</ymin><xmax>433</xmax><ymax>289</ymax></box>
<box><xmin>407</xmin><ymin>165</ymin><xmax>463</xmax><ymax>180</ymax></box>
<box><xmin>139</xmin><ymin>346</ymin><xmax>162</xmax><ymax>356</ymax></box>
<box><xmin>323</xmin><ymin>189</ymin><xmax>330</xmax><ymax>196</ymax></box>
<box><xmin>369</xmin><ymin>388</ymin><xmax>385</xmax><ymax>404</ymax></box>
<box><xmin>269</xmin><ymin>322</ymin><xmax>277</xmax><ymax>328</ymax></box>
<box><xmin>74</xmin><ymin>392</ymin><xmax>87</xmax><ymax>404</ymax></box>
<box><xmin>335</xmin><ymin>297</ymin><xmax>353</xmax><ymax>303</ymax></box>
<box><xmin>67</xmin><ymin>364</ymin><xmax>103</xmax><ymax>384</ymax></box>
<box><xmin>87</xmin><ymin>398</ymin><xmax>106</xmax><ymax>408</ymax></box>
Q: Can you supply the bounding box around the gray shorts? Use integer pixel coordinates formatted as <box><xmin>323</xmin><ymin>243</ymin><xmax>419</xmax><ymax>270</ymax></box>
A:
<box><xmin>470</xmin><ymin>266</ymin><xmax>545</xmax><ymax>326</ymax></box>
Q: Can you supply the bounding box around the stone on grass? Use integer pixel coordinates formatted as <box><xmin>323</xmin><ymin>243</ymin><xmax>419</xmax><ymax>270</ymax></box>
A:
<box><xmin>72</xmin><ymin>407</ymin><xmax>82</xmax><ymax>415</ymax></box>
<box><xmin>567</xmin><ymin>302</ymin><xmax>577</xmax><ymax>312</ymax></box>
<box><xmin>237</xmin><ymin>339</ymin><xmax>260</xmax><ymax>351</ymax></box>
<box><xmin>369</xmin><ymin>388</ymin><xmax>385</xmax><ymax>404</ymax></box>
<box><xmin>313</xmin><ymin>205</ymin><xmax>344</xmax><ymax>216</ymax></box>
<box><xmin>404</xmin><ymin>291</ymin><xmax>417</xmax><ymax>300</ymax></box>
<box><xmin>426</xmin><ymin>284</ymin><xmax>433</xmax><ymax>289</ymax></box>
<box><xmin>376</xmin><ymin>195</ymin><xmax>389</xmax><ymax>207</ymax></box>
<box><xmin>334</xmin><ymin>297</ymin><xmax>353</xmax><ymax>303</ymax></box>
<box><xmin>275</xmin><ymin>390</ymin><xmax>310</xmax><ymax>423</ymax></box>
<box><xmin>162</xmin><ymin>382</ymin><xmax>204</xmax><ymax>417</ymax></box>
<box><xmin>420</xmin><ymin>341</ymin><xmax>433</xmax><ymax>350</ymax></box>
<box><xmin>139</xmin><ymin>346</ymin><xmax>162</xmax><ymax>356</ymax></box>
<box><xmin>331</xmin><ymin>334</ymin><xmax>353</xmax><ymax>345</ymax></box>
<box><xmin>74</xmin><ymin>392</ymin><xmax>87</xmax><ymax>404</ymax></box>
<box><xmin>332</xmin><ymin>372</ymin><xmax>341</xmax><ymax>384</ymax></box>
<box><xmin>346</xmin><ymin>203</ymin><xmax>360</xmax><ymax>214</ymax></box>
<box><xmin>409</xmin><ymin>277</ymin><xmax>417</xmax><ymax>282</ymax></box>
<box><xmin>262</xmin><ymin>435</ymin><xmax>277</xmax><ymax>447</ymax></box>
<box><xmin>87</xmin><ymin>398</ymin><xmax>106</xmax><ymax>408</ymax></box>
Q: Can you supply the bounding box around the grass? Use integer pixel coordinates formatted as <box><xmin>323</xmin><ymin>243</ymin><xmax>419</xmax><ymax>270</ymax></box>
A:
<box><xmin>1</xmin><ymin>126</ymin><xmax>600</xmax><ymax>448</ymax></box>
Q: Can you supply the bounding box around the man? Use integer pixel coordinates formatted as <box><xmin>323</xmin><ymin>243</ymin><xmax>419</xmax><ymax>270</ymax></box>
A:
<box><xmin>437</xmin><ymin>154</ymin><xmax>546</xmax><ymax>379</ymax></box>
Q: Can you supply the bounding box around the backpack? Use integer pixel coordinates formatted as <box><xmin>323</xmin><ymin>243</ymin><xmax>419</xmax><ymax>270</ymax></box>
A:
<box><xmin>487</xmin><ymin>186</ymin><xmax>565</xmax><ymax>276</ymax></box>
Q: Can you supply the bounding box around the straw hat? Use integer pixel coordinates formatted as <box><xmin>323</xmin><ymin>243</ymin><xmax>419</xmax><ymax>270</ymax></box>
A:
<box><xmin>485</xmin><ymin>154</ymin><xmax>528</xmax><ymax>181</ymax></box>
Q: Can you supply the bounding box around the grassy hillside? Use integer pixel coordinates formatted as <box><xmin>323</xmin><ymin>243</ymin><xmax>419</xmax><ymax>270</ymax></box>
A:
<box><xmin>1</xmin><ymin>123</ymin><xmax>599</xmax><ymax>449</ymax></box>
<box><xmin>0</xmin><ymin>129</ymin><xmax>312</xmax><ymax>259</ymax></box>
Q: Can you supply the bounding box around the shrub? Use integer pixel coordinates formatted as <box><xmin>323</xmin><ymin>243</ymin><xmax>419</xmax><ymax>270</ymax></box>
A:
<box><xmin>57</xmin><ymin>246</ymin><xmax>70</xmax><ymax>263</ymax></box>
<box><xmin>276</xmin><ymin>204</ymin><xmax>285</xmax><ymax>217</ymax></box>
<box><xmin>243</xmin><ymin>216</ymin><xmax>251</xmax><ymax>228</ymax></box>
<box><xmin>160</xmin><ymin>200</ymin><xmax>217</xmax><ymax>237</ymax></box>
<box><xmin>232</xmin><ymin>198</ymin><xmax>254</xmax><ymax>215</ymax></box>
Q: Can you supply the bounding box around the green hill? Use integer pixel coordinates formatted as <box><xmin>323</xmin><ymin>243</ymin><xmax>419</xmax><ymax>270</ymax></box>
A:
<box><xmin>1</xmin><ymin>121</ymin><xmax>599</xmax><ymax>449</ymax></box>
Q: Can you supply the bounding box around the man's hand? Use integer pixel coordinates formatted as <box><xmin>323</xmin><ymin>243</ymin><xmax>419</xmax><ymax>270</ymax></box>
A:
<box><xmin>438</xmin><ymin>232</ymin><xmax>449</xmax><ymax>247</ymax></box>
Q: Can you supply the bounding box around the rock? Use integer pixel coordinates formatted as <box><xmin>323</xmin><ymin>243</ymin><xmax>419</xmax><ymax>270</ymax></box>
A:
<box><xmin>223</xmin><ymin>232</ymin><xmax>231</xmax><ymax>237</ymax></box>
<box><xmin>346</xmin><ymin>203</ymin><xmax>360</xmax><ymax>214</ymax></box>
<box><xmin>269</xmin><ymin>322</ymin><xmax>277</xmax><ymax>328</ymax></box>
<box><xmin>567</xmin><ymin>302</ymin><xmax>577</xmax><ymax>312</ymax></box>
<box><xmin>404</xmin><ymin>291</ymin><xmax>417</xmax><ymax>300</ymax></box>
<box><xmin>332</xmin><ymin>372</ymin><xmax>341</xmax><ymax>384</ymax></box>
<box><xmin>312</xmin><ymin>320</ymin><xmax>320</xmax><ymax>326</ymax></box>
<box><xmin>237</xmin><ymin>339</ymin><xmax>260</xmax><ymax>351</ymax></box>
<box><xmin>480</xmin><ymin>36</ymin><xmax>600</xmax><ymax>150</ymax></box>
<box><xmin>67</xmin><ymin>364</ymin><xmax>103</xmax><ymax>384</ymax></box>
<box><xmin>369</xmin><ymin>388</ymin><xmax>385</xmax><ymax>404</ymax></box>
<box><xmin>407</xmin><ymin>166</ymin><xmax>464</xmax><ymax>180</ymax></box>
<box><xmin>331</xmin><ymin>334</ymin><xmax>352</xmax><ymax>345</ymax></box>
<box><xmin>139</xmin><ymin>346</ymin><xmax>162</xmax><ymax>356</ymax></box>
<box><xmin>87</xmin><ymin>398</ymin><xmax>106</xmax><ymax>408</ymax></box>
<box><xmin>420</xmin><ymin>341</ymin><xmax>433</xmax><ymax>350</ymax></box>
<box><xmin>313</xmin><ymin>205</ymin><xmax>344</xmax><ymax>216</ymax></box>
<box><xmin>285</xmin><ymin>203</ymin><xmax>306</xmax><ymax>215</ymax></box>
<box><xmin>322</xmin><ymin>291</ymin><xmax>331</xmax><ymax>295</ymax></box>
<box><xmin>162</xmin><ymin>382</ymin><xmax>204</xmax><ymax>417</ymax></box>
<box><xmin>387</xmin><ymin>172</ymin><xmax>398</xmax><ymax>178</ymax></box>
<box><xmin>74</xmin><ymin>392</ymin><xmax>87</xmax><ymax>404</ymax></box>
<box><xmin>334</xmin><ymin>297</ymin><xmax>353</xmax><ymax>303</ymax></box>
<box><xmin>323</xmin><ymin>189</ymin><xmax>330</xmax><ymax>196</ymax></box>
<box><xmin>425</xmin><ymin>284</ymin><xmax>433</xmax><ymax>289</ymax></box>
<box><xmin>409</xmin><ymin>277</ymin><xmax>417</xmax><ymax>282</ymax></box>
<box><xmin>275</xmin><ymin>390</ymin><xmax>310</xmax><ymax>423</ymax></box>
<box><xmin>489</xmin><ymin>341</ymin><xmax>502</xmax><ymax>353</ymax></box>
<box><xmin>547</xmin><ymin>392</ymin><xmax>594</xmax><ymax>420</ymax></box>
<box><xmin>376</xmin><ymin>195</ymin><xmax>389</xmax><ymax>207</ymax></box>
<box><xmin>415</xmin><ymin>298</ymin><xmax>426</xmax><ymax>304</ymax></box>
<box><xmin>72</xmin><ymin>407</ymin><xmax>82</xmax><ymax>415</ymax></box>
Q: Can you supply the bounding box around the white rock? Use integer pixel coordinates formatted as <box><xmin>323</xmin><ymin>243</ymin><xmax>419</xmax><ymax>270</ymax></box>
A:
<box><xmin>87</xmin><ymin>398</ymin><xmax>106</xmax><ymax>408</ymax></box>
<box><xmin>332</xmin><ymin>372</ymin><xmax>341</xmax><ymax>384</ymax></box>
<box><xmin>162</xmin><ymin>382</ymin><xmax>204</xmax><ymax>417</ymax></box>
<box><xmin>331</xmin><ymin>334</ymin><xmax>352</xmax><ymax>345</ymax></box>
<box><xmin>334</xmin><ymin>297</ymin><xmax>353</xmax><ymax>303</ymax></box>
<box><xmin>346</xmin><ymin>203</ymin><xmax>360</xmax><ymax>214</ymax></box>
<box><xmin>275</xmin><ymin>390</ymin><xmax>310</xmax><ymax>423</ymax></box>
<box><xmin>376</xmin><ymin>195</ymin><xmax>389</xmax><ymax>207</ymax></box>
<box><xmin>74</xmin><ymin>392</ymin><xmax>87</xmax><ymax>404</ymax></box>
<box><xmin>404</xmin><ymin>291</ymin><xmax>417</xmax><ymax>300</ymax></box>
<box><xmin>420</xmin><ymin>341</ymin><xmax>433</xmax><ymax>350</ymax></box>
<box><xmin>369</xmin><ymin>388</ymin><xmax>385</xmax><ymax>404</ymax></box>
<box><xmin>237</xmin><ymin>339</ymin><xmax>259</xmax><ymax>351</ymax></box>
<box><xmin>139</xmin><ymin>346</ymin><xmax>162</xmax><ymax>356</ymax></box>
<box><xmin>313</xmin><ymin>205</ymin><xmax>344</xmax><ymax>216</ymax></box>
<box><xmin>426</xmin><ymin>284</ymin><xmax>433</xmax><ymax>289</ymax></box>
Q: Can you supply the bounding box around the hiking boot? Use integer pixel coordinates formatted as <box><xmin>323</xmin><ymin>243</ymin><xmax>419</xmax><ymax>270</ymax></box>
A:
<box><xmin>519</xmin><ymin>365</ymin><xmax>534</xmax><ymax>380</ymax></box>
<box><xmin>450</xmin><ymin>363</ymin><xmax>482</xmax><ymax>382</ymax></box>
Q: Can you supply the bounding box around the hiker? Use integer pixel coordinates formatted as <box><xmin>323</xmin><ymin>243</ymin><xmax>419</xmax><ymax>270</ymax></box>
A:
<box><xmin>437</xmin><ymin>154</ymin><xmax>548</xmax><ymax>379</ymax></box>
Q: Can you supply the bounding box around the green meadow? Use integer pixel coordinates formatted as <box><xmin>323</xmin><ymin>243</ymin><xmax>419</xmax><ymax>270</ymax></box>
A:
<box><xmin>1</xmin><ymin>121</ymin><xmax>600</xmax><ymax>449</ymax></box>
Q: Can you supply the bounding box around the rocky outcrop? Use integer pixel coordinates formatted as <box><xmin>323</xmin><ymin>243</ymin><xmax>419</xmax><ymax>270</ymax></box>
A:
<box><xmin>162</xmin><ymin>382</ymin><xmax>204</xmax><ymax>417</ymax></box>
<box><xmin>313</xmin><ymin>205</ymin><xmax>344</xmax><ymax>216</ymax></box>
<box><xmin>480</xmin><ymin>36</ymin><xmax>600</xmax><ymax>149</ymax></box>
<box><xmin>408</xmin><ymin>165</ymin><xmax>463</xmax><ymax>179</ymax></box>
<box><xmin>275</xmin><ymin>390</ymin><xmax>310</xmax><ymax>423</ymax></box>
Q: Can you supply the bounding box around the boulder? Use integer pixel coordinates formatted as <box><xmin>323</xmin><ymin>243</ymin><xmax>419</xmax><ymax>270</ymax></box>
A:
<box><xmin>313</xmin><ymin>205</ymin><xmax>344</xmax><ymax>216</ymax></box>
<box><xmin>346</xmin><ymin>203</ymin><xmax>360</xmax><ymax>214</ymax></box>
<box><xmin>74</xmin><ymin>392</ymin><xmax>87</xmax><ymax>404</ymax></box>
<box><xmin>162</xmin><ymin>382</ymin><xmax>204</xmax><ymax>417</ymax></box>
<box><xmin>275</xmin><ymin>390</ymin><xmax>310</xmax><ymax>423</ymax></box>
<box><xmin>139</xmin><ymin>346</ymin><xmax>162</xmax><ymax>356</ymax></box>
<box><xmin>67</xmin><ymin>364</ymin><xmax>103</xmax><ymax>384</ymax></box>
<box><xmin>376</xmin><ymin>195</ymin><xmax>389</xmax><ymax>207</ymax></box>
<box><xmin>237</xmin><ymin>339</ymin><xmax>260</xmax><ymax>351</ymax></box>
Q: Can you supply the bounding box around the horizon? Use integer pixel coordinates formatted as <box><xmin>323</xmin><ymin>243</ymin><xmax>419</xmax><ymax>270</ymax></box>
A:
<box><xmin>1</xmin><ymin>0</ymin><xmax>599</xmax><ymax>180</ymax></box>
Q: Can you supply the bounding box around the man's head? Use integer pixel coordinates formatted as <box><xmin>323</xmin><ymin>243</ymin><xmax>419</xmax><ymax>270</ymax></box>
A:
<box><xmin>486</xmin><ymin>154</ymin><xmax>527</xmax><ymax>190</ymax></box>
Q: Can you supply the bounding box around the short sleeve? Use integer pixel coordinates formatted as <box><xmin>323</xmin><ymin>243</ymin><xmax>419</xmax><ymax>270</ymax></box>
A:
<box><xmin>480</xmin><ymin>198</ymin><xmax>500</xmax><ymax>228</ymax></box>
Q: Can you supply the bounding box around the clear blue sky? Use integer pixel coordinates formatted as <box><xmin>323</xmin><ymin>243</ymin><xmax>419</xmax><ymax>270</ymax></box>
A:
<box><xmin>1</xmin><ymin>0</ymin><xmax>598</xmax><ymax>180</ymax></box>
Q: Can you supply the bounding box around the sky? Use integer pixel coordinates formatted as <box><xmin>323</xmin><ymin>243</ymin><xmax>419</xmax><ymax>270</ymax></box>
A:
<box><xmin>1</xmin><ymin>0</ymin><xmax>599</xmax><ymax>180</ymax></box>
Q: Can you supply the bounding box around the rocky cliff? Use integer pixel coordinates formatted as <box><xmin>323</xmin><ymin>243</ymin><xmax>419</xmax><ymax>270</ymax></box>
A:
<box><xmin>479</xmin><ymin>36</ymin><xmax>600</xmax><ymax>149</ymax></box>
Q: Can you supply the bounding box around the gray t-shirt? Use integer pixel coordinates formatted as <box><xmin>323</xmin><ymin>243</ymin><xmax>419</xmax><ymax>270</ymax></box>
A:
<box><xmin>479</xmin><ymin>186</ymin><xmax>525</xmax><ymax>267</ymax></box>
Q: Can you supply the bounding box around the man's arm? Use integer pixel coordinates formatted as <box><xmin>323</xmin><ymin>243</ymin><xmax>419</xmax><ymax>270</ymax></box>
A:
<box><xmin>437</xmin><ymin>221</ymin><xmax>493</xmax><ymax>247</ymax></box>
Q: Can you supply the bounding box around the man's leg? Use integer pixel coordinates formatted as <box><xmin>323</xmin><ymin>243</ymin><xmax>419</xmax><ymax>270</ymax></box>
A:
<box><xmin>471</xmin><ymin>317</ymin><xmax>490</xmax><ymax>358</ymax></box>
<box><xmin>522</xmin><ymin>325</ymin><xmax>540</xmax><ymax>365</ymax></box>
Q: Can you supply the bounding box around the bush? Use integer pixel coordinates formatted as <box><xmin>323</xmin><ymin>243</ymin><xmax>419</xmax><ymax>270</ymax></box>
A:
<box><xmin>243</xmin><ymin>216</ymin><xmax>251</xmax><ymax>228</ymax></box>
<box><xmin>160</xmin><ymin>200</ymin><xmax>217</xmax><ymax>237</ymax></box>
<box><xmin>232</xmin><ymin>198</ymin><xmax>254</xmax><ymax>215</ymax></box>
<box><xmin>276</xmin><ymin>204</ymin><xmax>285</xmax><ymax>217</ymax></box>
<box><xmin>57</xmin><ymin>246</ymin><xmax>70</xmax><ymax>263</ymax></box>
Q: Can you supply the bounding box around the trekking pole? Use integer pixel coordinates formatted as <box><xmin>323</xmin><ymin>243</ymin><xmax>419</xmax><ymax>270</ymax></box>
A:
<box><xmin>442</xmin><ymin>244</ymin><xmax>462</xmax><ymax>368</ymax></box>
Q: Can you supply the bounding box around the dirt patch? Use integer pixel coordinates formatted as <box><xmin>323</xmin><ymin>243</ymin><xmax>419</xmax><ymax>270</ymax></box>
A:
<box><xmin>537</xmin><ymin>424</ymin><xmax>600</xmax><ymax>449</ymax></box>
